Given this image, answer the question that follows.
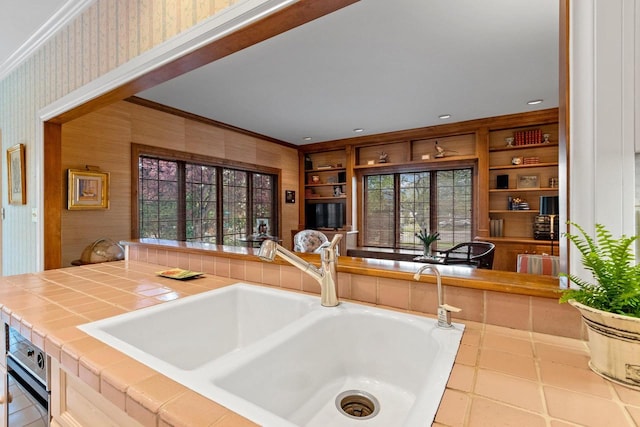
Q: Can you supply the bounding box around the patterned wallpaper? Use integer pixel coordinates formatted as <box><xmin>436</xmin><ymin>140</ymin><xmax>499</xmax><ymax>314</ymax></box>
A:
<box><xmin>0</xmin><ymin>0</ymin><xmax>238</xmax><ymax>275</ymax></box>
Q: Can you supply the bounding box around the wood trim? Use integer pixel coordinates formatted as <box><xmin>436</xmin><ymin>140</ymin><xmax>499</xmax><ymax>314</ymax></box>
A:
<box><xmin>130</xmin><ymin>143</ymin><xmax>282</xmax><ymax>239</ymax></box>
<box><xmin>125</xmin><ymin>96</ymin><xmax>297</xmax><ymax>149</ymax></box>
<box><xmin>44</xmin><ymin>122</ymin><xmax>62</xmax><ymax>269</ymax></box>
<box><xmin>300</xmin><ymin>108</ymin><xmax>559</xmax><ymax>153</ymax></box>
<box><xmin>558</xmin><ymin>0</ymin><xmax>570</xmax><ymax>273</ymax></box>
<box><xmin>476</xmin><ymin>127</ymin><xmax>490</xmax><ymax>238</ymax></box>
<box><xmin>131</xmin><ymin>143</ymin><xmax>281</xmax><ymax>175</ymax></box>
<box><xmin>48</xmin><ymin>0</ymin><xmax>359</xmax><ymax>125</ymax></box>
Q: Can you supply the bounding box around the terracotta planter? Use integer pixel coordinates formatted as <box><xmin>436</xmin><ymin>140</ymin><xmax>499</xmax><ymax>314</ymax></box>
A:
<box><xmin>570</xmin><ymin>300</ymin><xmax>640</xmax><ymax>389</ymax></box>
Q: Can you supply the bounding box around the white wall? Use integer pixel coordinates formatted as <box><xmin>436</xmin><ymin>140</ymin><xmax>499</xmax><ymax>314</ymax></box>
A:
<box><xmin>569</xmin><ymin>0</ymin><xmax>639</xmax><ymax>279</ymax></box>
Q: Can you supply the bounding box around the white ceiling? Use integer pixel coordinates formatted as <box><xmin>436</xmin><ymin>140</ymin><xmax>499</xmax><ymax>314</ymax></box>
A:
<box><xmin>1</xmin><ymin>0</ymin><xmax>559</xmax><ymax>146</ymax></box>
<box><xmin>0</xmin><ymin>0</ymin><xmax>69</xmax><ymax>71</ymax></box>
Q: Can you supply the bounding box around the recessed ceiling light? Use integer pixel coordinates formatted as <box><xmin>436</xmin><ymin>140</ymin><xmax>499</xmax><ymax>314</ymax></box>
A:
<box><xmin>439</xmin><ymin>114</ymin><xmax>451</xmax><ymax>119</ymax></box>
<box><xmin>303</xmin><ymin>136</ymin><xmax>312</xmax><ymax>141</ymax></box>
<box><xmin>353</xmin><ymin>128</ymin><xmax>364</xmax><ymax>133</ymax></box>
<box><xmin>527</xmin><ymin>99</ymin><xmax>543</xmax><ymax>105</ymax></box>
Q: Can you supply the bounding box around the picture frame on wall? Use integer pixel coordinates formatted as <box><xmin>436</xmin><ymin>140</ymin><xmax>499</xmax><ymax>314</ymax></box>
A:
<box><xmin>68</xmin><ymin>169</ymin><xmax>110</xmax><ymax>210</ymax></box>
<box><xmin>256</xmin><ymin>218</ymin><xmax>269</xmax><ymax>236</ymax></box>
<box><xmin>517</xmin><ymin>174</ymin><xmax>540</xmax><ymax>189</ymax></box>
<box><xmin>7</xmin><ymin>144</ymin><xmax>26</xmax><ymax>205</ymax></box>
<box><xmin>285</xmin><ymin>190</ymin><xmax>295</xmax><ymax>203</ymax></box>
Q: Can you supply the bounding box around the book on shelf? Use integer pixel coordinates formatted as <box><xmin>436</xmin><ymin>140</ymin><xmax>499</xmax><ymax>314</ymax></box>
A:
<box><xmin>316</xmin><ymin>165</ymin><xmax>333</xmax><ymax>170</ymax></box>
<box><xmin>490</xmin><ymin>219</ymin><xmax>504</xmax><ymax>237</ymax></box>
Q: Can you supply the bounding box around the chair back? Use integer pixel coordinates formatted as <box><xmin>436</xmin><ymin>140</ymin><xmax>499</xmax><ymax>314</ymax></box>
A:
<box><xmin>441</xmin><ymin>241</ymin><xmax>495</xmax><ymax>269</ymax></box>
<box><xmin>293</xmin><ymin>230</ymin><xmax>329</xmax><ymax>253</ymax></box>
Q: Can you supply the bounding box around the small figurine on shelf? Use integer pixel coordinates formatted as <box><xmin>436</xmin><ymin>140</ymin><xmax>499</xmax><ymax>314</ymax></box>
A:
<box><xmin>379</xmin><ymin>152</ymin><xmax>388</xmax><ymax>163</ymax></box>
<box><xmin>542</xmin><ymin>133</ymin><xmax>551</xmax><ymax>143</ymax></box>
<box><xmin>434</xmin><ymin>140</ymin><xmax>457</xmax><ymax>158</ymax></box>
<box><xmin>505</xmin><ymin>137</ymin><xmax>515</xmax><ymax>147</ymax></box>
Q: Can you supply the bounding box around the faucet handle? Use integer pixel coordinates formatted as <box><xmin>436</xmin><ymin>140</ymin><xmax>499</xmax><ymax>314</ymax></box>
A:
<box><xmin>440</xmin><ymin>304</ymin><xmax>462</xmax><ymax>313</ymax></box>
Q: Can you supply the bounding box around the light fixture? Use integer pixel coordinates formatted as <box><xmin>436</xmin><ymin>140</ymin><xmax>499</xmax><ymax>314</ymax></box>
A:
<box><xmin>353</xmin><ymin>128</ymin><xmax>364</xmax><ymax>133</ymax></box>
<box><xmin>303</xmin><ymin>136</ymin><xmax>312</xmax><ymax>141</ymax></box>
<box><xmin>438</xmin><ymin>114</ymin><xmax>451</xmax><ymax>119</ymax></box>
<box><xmin>527</xmin><ymin>99</ymin><xmax>543</xmax><ymax>105</ymax></box>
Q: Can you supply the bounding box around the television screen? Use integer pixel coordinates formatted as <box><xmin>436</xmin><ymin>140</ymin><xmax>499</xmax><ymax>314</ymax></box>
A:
<box><xmin>306</xmin><ymin>202</ymin><xmax>344</xmax><ymax>230</ymax></box>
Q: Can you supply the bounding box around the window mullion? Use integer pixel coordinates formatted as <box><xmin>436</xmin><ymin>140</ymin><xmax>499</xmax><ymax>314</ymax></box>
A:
<box><xmin>394</xmin><ymin>174</ymin><xmax>401</xmax><ymax>248</ymax></box>
<box><xmin>177</xmin><ymin>162</ymin><xmax>186</xmax><ymax>240</ymax></box>
<box><xmin>247</xmin><ymin>173</ymin><xmax>254</xmax><ymax>235</ymax></box>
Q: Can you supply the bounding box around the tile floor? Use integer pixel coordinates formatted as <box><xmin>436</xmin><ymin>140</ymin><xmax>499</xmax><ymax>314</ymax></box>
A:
<box><xmin>436</xmin><ymin>321</ymin><xmax>640</xmax><ymax>427</ymax></box>
<box><xmin>7</xmin><ymin>375</ymin><xmax>48</xmax><ymax>427</ymax></box>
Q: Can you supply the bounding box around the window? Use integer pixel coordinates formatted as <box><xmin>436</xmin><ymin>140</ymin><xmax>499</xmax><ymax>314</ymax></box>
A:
<box><xmin>363</xmin><ymin>168</ymin><xmax>472</xmax><ymax>249</ymax></box>
<box><xmin>135</xmin><ymin>145</ymin><xmax>278</xmax><ymax>245</ymax></box>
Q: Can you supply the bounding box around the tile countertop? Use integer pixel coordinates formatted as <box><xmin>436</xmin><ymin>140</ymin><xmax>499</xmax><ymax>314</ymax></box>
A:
<box><xmin>0</xmin><ymin>261</ymin><xmax>639</xmax><ymax>427</ymax></box>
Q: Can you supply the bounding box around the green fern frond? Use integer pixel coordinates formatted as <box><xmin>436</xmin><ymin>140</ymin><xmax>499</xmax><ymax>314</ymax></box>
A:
<box><xmin>560</xmin><ymin>222</ymin><xmax>640</xmax><ymax>318</ymax></box>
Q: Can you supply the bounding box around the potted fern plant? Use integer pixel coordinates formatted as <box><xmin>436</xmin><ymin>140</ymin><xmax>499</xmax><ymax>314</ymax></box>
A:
<box><xmin>561</xmin><ymin>222</ymin><xmax>640</xmax><ymax>389</ymax></box>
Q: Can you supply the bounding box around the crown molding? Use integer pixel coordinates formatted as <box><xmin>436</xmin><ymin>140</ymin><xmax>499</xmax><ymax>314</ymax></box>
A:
<box><xmin>0</xmin><ymin>0</ymin><xmax>94</xmax><ymax>82</ymax></box>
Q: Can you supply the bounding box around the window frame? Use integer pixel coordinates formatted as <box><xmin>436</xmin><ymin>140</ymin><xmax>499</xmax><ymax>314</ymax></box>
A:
<box><xmin>131</xmin><ymin>144</ymin><xmax>281</xmax><ymax>243</ymax></box>
<box><xmin>357</xmin><ymin>160</ymin><xmax>477</xmax><ymax>250</ymax></box>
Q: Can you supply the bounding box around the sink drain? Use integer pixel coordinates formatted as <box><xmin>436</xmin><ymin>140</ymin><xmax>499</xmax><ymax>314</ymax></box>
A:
<box><xmin>335</xmin><ymin>390</ymin><xmax>380</xmax><ymax>420</ymax></box>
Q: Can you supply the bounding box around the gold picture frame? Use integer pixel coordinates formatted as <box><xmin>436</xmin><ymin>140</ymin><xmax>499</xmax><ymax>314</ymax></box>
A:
<box><xmin>7</xmin><ymin>144</ymin><xmax>26</xmax><ymax>205</ymax></box>
<box><xmin>517</xmin><ymin>174</ymin><xmax>540</xmax><ymax>189</ymax></box>
<box><xmin>68</xmin><ymin>169</ymin><xmax>110</xmax><ymax>210</ymax></box>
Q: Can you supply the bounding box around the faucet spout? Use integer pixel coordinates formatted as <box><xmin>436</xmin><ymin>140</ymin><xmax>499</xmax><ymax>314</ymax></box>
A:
<box><xmin>413</xmin><ymin>265</ymin><xmax>461</xmax><ymax>328</ymax></box>
<box><xmin>257</xmin><ymin>235</ymin><xmax>342</xmax><ymax>307</ymax></box>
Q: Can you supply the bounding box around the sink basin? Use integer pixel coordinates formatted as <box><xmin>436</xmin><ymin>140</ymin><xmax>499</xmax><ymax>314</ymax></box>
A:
<box><xmin>77</xmin><ymin>283</ymin><xmax>317</xmax><ymax>370</ymax></box>
<box><xmin>78</xmin><ymin>283</ymin><xmax>464</xmax><ymax>426</ymax></box>
<box><xmin>211</xmin><ymin>306</ymin><xmax>463</xmax><ymax>426</ymax></box>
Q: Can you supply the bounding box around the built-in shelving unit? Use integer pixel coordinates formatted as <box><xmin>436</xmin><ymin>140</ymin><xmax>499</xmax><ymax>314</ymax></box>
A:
<box><xmin>300</xmin><ymin>150</ymin><xmax>349</xmax><ymax>230</ymax></box>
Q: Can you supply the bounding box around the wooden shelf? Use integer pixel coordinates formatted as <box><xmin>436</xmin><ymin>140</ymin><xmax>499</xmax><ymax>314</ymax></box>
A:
<box><xmin>353</xmin><ymin>154</ymin><xmax>478</xmax><ymax>169</ymax></box>
<box><xmin>306</xmin><ymin>196</ymin><xmax>347</xmax><ymax>200</ymax></box>
<box><xmin>483</xmin><ymin>236</ymin><xmax>555</xmax><ymax>245</ymax></box>
<box><xmin>489</xmin><ymin>209</ymin><xmax>539</xmax><ymax>214</ymax></box>
<box><xmin>489</xmin><ymin>142</ymin><xmax>558</xmax><ymax>152</ymax></box>
<box><xmin>305</xmin><ymin>182</ymin><xmax>346</xmax><ymax>188</ymax></box>
<box><xmin>489</xmin><ymin>188</ymin><xmax>559</xmax><ymax>193</ymax></box>
<box><xmin>305</xmin><ymin>167</ymin><xmax>346</xmax><ymax>173</ymax></box>
<box><xmin>489</xmin><ymin>162</ymin><xmax>558</xmax><ymax>171</ymax></box>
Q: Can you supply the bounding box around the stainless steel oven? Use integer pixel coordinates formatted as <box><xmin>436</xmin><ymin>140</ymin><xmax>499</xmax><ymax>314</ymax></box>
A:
<box><xmin>5</xmin><ymin>324</ymin><xmax>50</xmax><ymax>426</ymax></box>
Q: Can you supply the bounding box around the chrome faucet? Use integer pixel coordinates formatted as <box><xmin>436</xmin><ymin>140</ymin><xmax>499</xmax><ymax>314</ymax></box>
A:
<box><xmin>258</xmin><ymin>234</ymin><xmax>342</xmax><ymax>307</ymax></box>
<box><xmin>413</xmin><ymin>265</ymin><xmax>461</xmax><ymax>328</ymax></box>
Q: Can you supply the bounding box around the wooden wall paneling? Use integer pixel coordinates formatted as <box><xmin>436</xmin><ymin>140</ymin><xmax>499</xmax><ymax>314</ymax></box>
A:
<box><xmin>61</xmin><ymin>104</ymin><xmax>133</xmax><ymax>267</ymax></box>
<box><xmin>59</xmin><ymin>100</ymin><xmax>299</xmax><ymax>264</ymax></box>
<box><xmin>44</xmin><ymin>122</ymin><xmax>62</xmax><ymax>269</ymax></box>
<box><xmin>476</xmin><ymin>127</ymin><xmax>490</xmax><ymax>238</ymax></box>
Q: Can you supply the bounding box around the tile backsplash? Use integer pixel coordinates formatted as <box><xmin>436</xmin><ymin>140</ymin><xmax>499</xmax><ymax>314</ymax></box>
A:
<box><xmin>127</xmin><ymin>245</ymin><xmax>584</xmax><ymax>340</ymax></box>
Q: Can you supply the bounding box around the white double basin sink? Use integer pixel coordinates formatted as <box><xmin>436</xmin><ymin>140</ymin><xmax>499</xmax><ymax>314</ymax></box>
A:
<box><xmin>78</xmin><ymin>283</ymin><xmax>464</xmax><ymax>426</ymax></box>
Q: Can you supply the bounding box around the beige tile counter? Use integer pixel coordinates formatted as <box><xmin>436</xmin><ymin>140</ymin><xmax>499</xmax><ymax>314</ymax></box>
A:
<box><xmin>0</xmin><ymin>261</ymin><xmax>638</xmax><ymax>426</ymax></box>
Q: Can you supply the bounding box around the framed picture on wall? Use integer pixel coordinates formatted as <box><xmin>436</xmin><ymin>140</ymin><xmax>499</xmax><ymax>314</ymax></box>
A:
<box><xmin>7</xmin><ymin>144</ymin><xmax>26</xmax><ymax>205</ymax></box>
<box><xmin>517</xmin><ymin>174</ymin><xmax>539</xmax><ymax>189</ymax></box>
<box><xmin>285</xmin><ymin>190</ymin><xmax>295</xmax><ymax>203</ymax></box>
<box><xmin>68</xmin><ymin>169</ymin><xmax>110</xmax><ymax>210</ymax></box>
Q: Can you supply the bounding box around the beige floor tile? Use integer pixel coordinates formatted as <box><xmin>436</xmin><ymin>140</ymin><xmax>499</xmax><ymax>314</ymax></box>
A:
<box><xmin>447</xmin><ymin>363</ymin><xmax>475</xmax><ymax>392</ymax></box>
<box><xmin>160</xmin><ymin>390</ymin><xmax>232</xmax><ymax>426</ymax></box>
<box><xmin>460</xmin><ymin>327</ymin><xmax>482</xmax><ymax>347</ymax></box>
<box><xmin>474</xmin><ymin>369</ymin><xmax>544</xmax><ymax>413</ymax></box>
<box><xmin>626</xmin><ymin>405</ymin><xmax>640</xmax><ymax>426</ymax></box>
<box><xmin>544</xmin><ymin>385</ymin><xmax>632</xmax><ymax>427</ymax></box>
<box><xmin>482</xmin><ymin>330</ymin><xmax>534</xmax><ymax>357</ymax></box>
<box><xmin>434</xmin><ymin>388</ymin><xmax>469</xmax><ymax>427</ymax></box>
<box><xmin>534</xmin><ymin>341</ymin><xmax>590</xmax><ymax>369</ymax></box>
<box><xmin>478</xmin><ymin>347</ymin><xmax>538</xmax><ymax>381</ymax></box>
<box><xmin>210</xmin><ymin>412</ymin><xmax>259</xmax><ymax>426</ymax></box>
<box><xmin>538</xmin><ymin>359</ymin><xmax>612</xmax><ymax>398</ymax></box>
<box><xmin>468</xmin><ymin>396</ymin><xmax>546</xmax><ymax>427</ymax></box>
<box><xmin>455</xmin><ymin>343</ymin><xmax>479</xmax><ymax>366</ymax></box>
<box><xmin>613</xmin><ymin>383</ymin><xmax>640</xmax><ymax>406</ymax></box>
